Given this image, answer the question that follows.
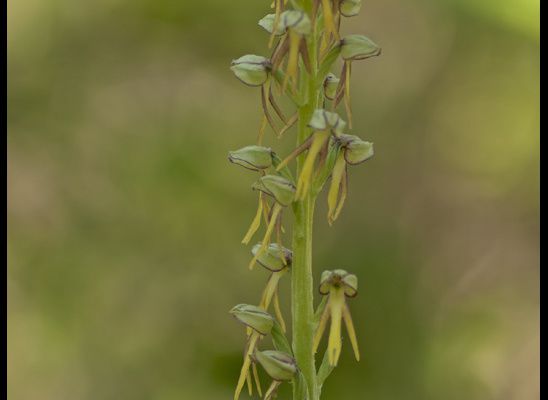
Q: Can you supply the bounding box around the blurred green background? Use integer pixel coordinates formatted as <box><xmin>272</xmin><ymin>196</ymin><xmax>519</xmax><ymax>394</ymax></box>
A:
<box><xmin>7</xmin><ymin>0</ymin><xmax>539</xmax><ymax>399</ymax></box>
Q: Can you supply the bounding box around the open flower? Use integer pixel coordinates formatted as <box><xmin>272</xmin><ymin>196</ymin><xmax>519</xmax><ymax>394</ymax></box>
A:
<box><xmin>231</xmin><ymin>54</ymin><xmax>288</xmax><ymax>142</ymax></box>
<box><xmin>327</xmin><ymin>135</ymin><xmax>374</xmax><ymax>225</ymax></box>
<box><xmin>254</xmin><ymin>350</ymin><xmax>297</xmax><ymax>381</ymax></box>
<box><xmin>292</xmin><ymin>109</ymin><xmax>346</xmax><ymax>200</ymax></box>
<box><xmin>241</xmin><ymin>174</ymin><xmax>294</xmax><ymax>249</ymax></box>
<box><xmin>313</xmin><ymin>269</ymin><xmax>360</xmax><ymax>366</ymax></box>
<box><xmin>253</xmin><ymin>350</ymin><xmax>298</xmax><ymax>400</ymax></box>
<box><xmin>333</xmin><ymin>35</ymin><xmax>381</xmax><ymax>127</ymax></box>
<box><xmin>279</xmin><ymin>10</ymin><xmax>312</xmax><ymax>91</ymax></box>
<box><xmin>253</xmin><ymin>243</ymin><xmax>292</xmax><ymax>331</ymax></box>
<box><xmin>247</xmin><ymin>175</ymin><xmax>295</xmax><ymax>269</ymax></box>
<box><xmin>321</xmin><ymin>0</ymin><xmax>340</xmax><ymax>42</ymax></box>
<box><xmin>230</xmin><ymin>304</ymin><xmax>275</xmax><ymax>400</ymax></box>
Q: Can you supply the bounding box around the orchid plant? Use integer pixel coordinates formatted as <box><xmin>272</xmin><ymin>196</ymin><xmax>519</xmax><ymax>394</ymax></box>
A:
<box><xmin>228</xmin><ymin>1</ymin><xmax>380</xmax><ymax>398</ymax></box>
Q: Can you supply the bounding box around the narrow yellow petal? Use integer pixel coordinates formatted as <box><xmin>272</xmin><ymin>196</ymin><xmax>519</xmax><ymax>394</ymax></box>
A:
<box><xmin>268</xmin><ymin>0</ymin><xmax>282</xmax><ymax>48</ymax></box>
<box><xmin>343</xmin><ymin>303</ymin><xmax>360</xmax><ymax>362</ymax></box>
<box><xmin>344</xmin><ymin>62</ymin><xmax>353</xmax><ymax>128</ymax></box>
<box><xmin>296</xmin><ymin>131</ymin><xmax>329</xmax><ymax>200</ymax></box>
<box><xmin>321</xmin><ymin>0</ymin><xmax>340</xmax><ymax>40</ymax></box>
<box><xmin>332</xmin><ymin>165</ymin><xmax>347</xmax><ymax>221</ymax></box>
<box><xmin>276</xmin><ymin>112</ymin><xmax>298</xmax><ymax>138</ymax></box>
<box><xmin>327</xmin><ymin>289</ymin><xmax>345</xmax><ymax>366</ymax></box>
<box><xmin>257</xmin><ymin>115</ymin><xmax>268</xmax><ymax>145</ymax></box>
<box><xmin>283</xmin><ymin>31</ymin><xmax>300</xmax><ymax>92</ymax></box>
<box><xmin>264</xmin><ymin>380</ymin><xmax>281</xmax><ymax>400</ymax></box>
<box><xmin>260</xmin><ymin>272</ymin><xmax>282</xmax><ymax>309</ymax></box>
<box><xmin>327</xmin><ymin>153</ymin><xmax>346</xmax><ymax>225</ymax></box>
<box><xmin>258</xmin><ymin>279</ymin><xmax>269</xmax><ymax>309</ymax></box>
<box><xmin>276</xmin><ymin>133</ymin><xmax>313</xmax><ymax>172</ymax></box>
<box><xmin>319</xmin><ymin>32</ymin><xmax>330</xmax><ymax>59</ymax></box>
<box><xmin>246</xmin><ymin>368</ymin><xmax>253</xmax><ymax>396</ymax></box>
<box><xmin>262</xmin><ymin>196</ymin><xmax>271</xmax><ymax>225</ymax></box>
<box><xmin>242</xmin><ymin>193</ymin><xmax>263</xmax><ymax>245</ymax></box>
<box><xmin>252</xmin><ymin>362</ymin><xmax>263</xmax><ymax>397</ymax></box>
<box><xmin>275</xmin><ymin>220</ymin><xmax>286</xmax><ymax>267</ymax></box>
<box><xmin>234</xmin><ymin>333</ymin><xmax>259</xmax><ymax>400</ymax></box>
<box><xmin>248</xmin><ymin>203</ymin><xmax>282</xmax><ymax>269</ymax></box>
<box><xmin>313</xmin><ymin>304</ymin><xmax>331</xmax><ymax>353</ymax></box>
<box><xmin>273</xmin><ymin>288</ymin><xmax>286</xmax><ymax>332</ymax></box>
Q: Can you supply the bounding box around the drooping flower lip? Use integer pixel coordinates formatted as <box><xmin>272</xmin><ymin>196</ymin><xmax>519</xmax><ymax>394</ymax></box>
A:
<box><xmin>319</xmin><ymin>269</ymin><xmax>358</xmax><ymax>297</ymax></box>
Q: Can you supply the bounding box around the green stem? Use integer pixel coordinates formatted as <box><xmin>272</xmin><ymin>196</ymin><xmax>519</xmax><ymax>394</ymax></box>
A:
<box><xmin>291</xmin><ymin>192</ymin><xmax>317</xmax><ymax>400</ymax></box>
<box><xmin>292</xmin><ymin>4</ymin><xmax>321</xmax><ymax>398</ymax></box>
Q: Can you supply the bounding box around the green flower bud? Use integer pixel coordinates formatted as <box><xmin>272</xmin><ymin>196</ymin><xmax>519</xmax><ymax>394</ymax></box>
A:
<box><xmin>319</xmin><ymin>269</ymin><xmax>358</xmax><ymax>297</ymax></box>
<box><xmin>281</xmin><ymin>10</ymin><xmax>311</xmax><ymax>36</ymax></box>
<box><xmin>339</xmin><ymin>0</ymin><xmax>362</xmax><ymax>17</ymax></box>
<box><xmin>228</xmin><ymin>145</ymin><xmax>274</xmax><ymax>171</ymax></box>
<box><xmin>252</xmin><ymin>243</ymin><xmax>292</xmax><ymax>271</ymax></box>
<box><xmin>323</xmin><ymin>73</ymin><xmax>340</xmax><ymax>100</ymax></box>
<box><xmin>258</xmin><ymin>14</ymin><xmax>286</xmax><ymax>36</ymax></box>
<box><xmin>308</xmin><ymin>109</ymin><xmax>346</xmax><ymax>135</ymax></box>
<box><xmin>230</xmin><ymin>304</ymin><xmax>275</xmax><ymax>335</ymax></box>
<box><xmin>253</xmin><ymin>350</ymin><xmax>297</xmax><ymax>381</ymax></box>
<box><xmin>230</xmin><ymin>55</ymin><xmax>272</xmax><ymax>86</ymax></box>
<box><xmin>340</xmin><ymin>35</ymin><xmax>381</xmax><ymax>61</ymax></box>
<box><xmin>252</xmin><ymin>175</ymin><xmax>295</xmax><ymax>207</ymax></box>
<box><xmin>336</xmin><ymin>134</ymin><xmax>374</xmax><ymax>165</ymax></box>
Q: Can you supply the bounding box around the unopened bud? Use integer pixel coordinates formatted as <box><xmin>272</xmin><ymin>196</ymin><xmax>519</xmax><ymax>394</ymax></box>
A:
<box><xmin>230</xmin><ymin>55</ymin><xmax>272</xmax><ymax>86</ymax></box>
<box><xmin>253</xmin><ymin>350</ymin><xmax>297</xmax><ymax>381</ymax></box>
<box><xmin>340</xmin><ymin>35</ymin><xmax>381</xmax><ymax>61</ymax></box>
<box><xmin>339</xmin><ymin>0</ymin><xmax>362</xmax><ymax>17</ymax></box>
<box><xmin>252</xmin><ymin>243</ymin><xmax>292</xmax><ymax>271</ymax></box>
<box><xmin>258</xmin><ymin>14</ymin><xmax>286</xmax><ymax>36</ymax></box>
<box><xmin>323</xmin><ymin>73</ymin><xmax>340</xmax><ymax>100</ymax></box>
<box><xmin>281</xmin><ymin>10</ymin><xmax>311</xmax><ymax>36</ymax></box>
<box><xmin>308</xmin><ymin>109</ymin><xmax>346</xmax><ymax>135</ymax></box>
<box><xmin>252</xmin><ymin>175</ymin><xmax>295</xmax><ymax>207</ymax></box>
<box><xmin>230</xmin><ymin>304</ymin><xmax>275</xmax><ymax>335</ymax></box>
<box><xmin>228</xmin><ymin>145</ymin><xmax>274</xmax><ymax>171</ymax></box>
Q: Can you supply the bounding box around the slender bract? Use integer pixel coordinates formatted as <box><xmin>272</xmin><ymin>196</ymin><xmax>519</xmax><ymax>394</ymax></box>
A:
<box><xmin>228</xmin><ymin>1</ymin><xmax>379</xmax><ymax>398</ymax></box>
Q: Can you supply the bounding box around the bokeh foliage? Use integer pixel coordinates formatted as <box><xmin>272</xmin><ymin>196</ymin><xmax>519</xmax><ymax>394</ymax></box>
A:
<box><xmin>8</xmin><ymin>0</ymin><xmax>539</xmax><ymax>399</ymax></box>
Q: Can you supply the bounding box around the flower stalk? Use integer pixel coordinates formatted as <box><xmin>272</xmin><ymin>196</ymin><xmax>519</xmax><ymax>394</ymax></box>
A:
<box><xmin>228</xmin><ymin>1</ymin><xmax>379</xmax><ymax>399</ymax></box>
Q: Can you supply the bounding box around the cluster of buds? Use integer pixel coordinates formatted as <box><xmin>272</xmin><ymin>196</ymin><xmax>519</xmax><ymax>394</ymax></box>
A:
<box><xmin>230</xmin><ymin>304</ymin><xmax>295</xmax><ymax>399</ymax></box>
<box><xmin>228</xmin><ymin>0</ymin><xmax>379</xmax><ymax>398</ymax></box>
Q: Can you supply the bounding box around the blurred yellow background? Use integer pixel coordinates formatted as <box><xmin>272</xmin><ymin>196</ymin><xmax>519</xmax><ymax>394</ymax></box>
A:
<box><xmin>7</xmin><ymin>0</ymin><xmax>539</xmax><ymax>399</ymax></box>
